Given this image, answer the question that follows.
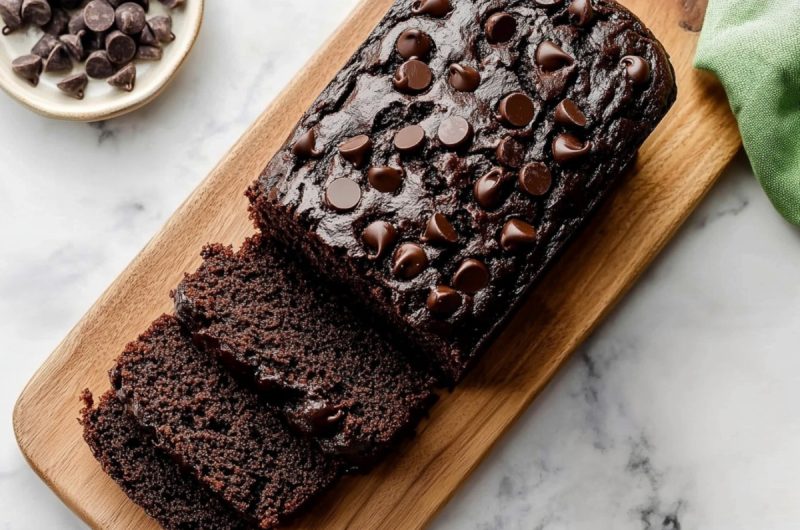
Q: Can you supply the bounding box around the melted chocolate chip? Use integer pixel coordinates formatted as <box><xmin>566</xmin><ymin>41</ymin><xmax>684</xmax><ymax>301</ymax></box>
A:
<box><xmin>496</xmin><ymin>136</ymin><xmax>526</xmax><ymax>168</ymax></box>
<box><xmin>422</xmin><ymin>212</ymin><xmax>458</xmax><ymax>244</ymax></box>
<box><xmin>338</xmin><ymin>135</ymin><xmax>372</xmax><ymax>167</ymax></box>
<box><xmin>519</xmin><ymin>162</ymin><xmax>552</xmax><ymax>196</ymax></box>
<box><xmin>393</xmin><ymin>58</ymin><xmax>433</xmax><ymax>94</ymax></box>
<box><xmin>411</xmin><ymin>0</ymin><xmax>451</xmax><ymax>17</ymax></box>
<box><xmin>427</xmin><ymin>285</ymin><xmax>462</xmax><ymax>316</ymax></box>
<box><xmin>325</xmin><ymin>178</ymin><xmax>361</xmax><ymax>212</ymax></box>
<box><xmin>448</xmin><ymin>63</ymin><xmax>480</xmax><ymax>92</ymax></box>
<box><xmin>368</xmin><ymin>166</ymin><xmax>404</xmax><ymax>193</ymax></box>
<box><xmin>498</xmin><ymin>92</ymin><xmax>535</xmax><ymax>128</ymax></box>
<box><xmin>485</xmin><ymin>12</ymin><xmax>516</xmax><ymax>44</ymax></box>
<box><xmin>289</xmin><ymin>400</ymin><xmax>344</xmax><ymax>436</ymax></box>
<box><xmin>392</xmin><ymin>243</ymin><xmax>428</xmax><ymax>279</ymax></box>
<box><xmin>362</xmin><ymin>221</ymin><xmax>397</xmax><ymax>260</ymax></box>
<box><xmin>292</xmin><ymin>129</ymin><xmax>322</xmax><ymax>159</ymax></box>
<box><xmin>621</xmin><ymin>55</ymin><xmax>651</xmax><ymax>85</ymax></box>
<box><xmin>394</xmin><ymin>124</ymin><xmax>426</xmax><ymax>153</ymax></box>
<box><xmin>474</xmin><ymin>168</ymin><xmax>507</xmax><ymax>209</ymax></box>
<box><xmin>554</xmin><ymin>99</ymin><xmax>587</xmax><ymax>128</ymax></box>
<box><xmin>536</xmin><ymin>41</ymin><xmax>574</xmax><ymax>71</ymax></box>
<box><xmin>437</xmin><ymin>116</ymin><xmax>473</xmax><ymax>149</ymax></box>
<box><xmin>452</xmin><ymin>259</ymin><xmax>490</xmax><ymax>294</ymax></box>
<box><xmin>396</xmin><ymin>29</ymin><xmax>432</xmax><ymax>60</ymax></box>
<box><xmin>500</xmin><ymin>219</ymin><xmax>537</xmax><ymax>251</ymax></box>
<box><xmin>568</xmin><ymin>0</ymin><xmax>594</xmax><ymax>27</ymax></box>
<box><xmin>552</xmin><ymin>133</ymin><xmax>591</xmax><ymax>163</ymax></box>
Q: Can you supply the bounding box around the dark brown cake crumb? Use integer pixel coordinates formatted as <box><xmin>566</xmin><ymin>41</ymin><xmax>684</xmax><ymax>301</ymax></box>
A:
<box><xmin>109</xmin><ymin>315</ymin><xmax>341</xmax><ymax>529</ymax></box>
<box><xmin>174</xmin><ymin>236</ymin><xmax>437</xmax><ymax>468</ymax></box>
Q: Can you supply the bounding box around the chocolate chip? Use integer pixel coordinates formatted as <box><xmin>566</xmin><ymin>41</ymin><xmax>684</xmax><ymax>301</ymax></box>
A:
<box><xmin>108</xmin><ymin>62</ymin><xmax>136</xmax><ymax>91</ymax></box>
<box><xmin>535</xmin><ymin>41</ymin><xmax>574</xmax><ymax>71</ymax></box>
<box><xmin>362</xmin><ymin>221</ymin><xmax>397</xmax><ymax>260</ymax></box>
<box><xmin>452</xmin><ymin>259</ymin><xmax>490</xmax><ymax>294</ymax></box>
<box><xmin>474</xmin><ymin>167</ymin><xmax>510</xmax><ymax>209</ymax></box>
<box><xmin>394</xmin><ymin>124</ymin><xmax>426</xmax><ymax>153</ymax></box>
<box><xmin>115</xmin><ymin>2</ymin><xmax>146</xmax><ymax>34</ymax></box>
<box><xmin>31</xmin><ymin>33</ymin><xmax>58</xmax><ymax>58</ymax></box>
<box><xmin>519</xmin><ymin>162</ymin><xmax>552</xmax><ymax>196</ymax></box>
<box><xmin>496</xmin><ymin>136</ymin><xmax>525</xmax><ymax>168</ymax></box>
<box><xmin>396</xmin><ymin>28</ymin><xmax>431</xmax><ymax>60</ymax></box>
<box><xmin>106</xmin><ymin>30</ymin><xmax>136</xmax><ymax>64</ymax></box>
<box><xmin>393</xmin><ymin>59</ymin><xmax>433</xmax><ymax>94</ymax></box>
<box><xmin>57</xmin><ymin>72</ymin><xmax>88</xmax><ymax>99</ymax></box>
<box><xmin>448</xmin><ymin>63</ymin><xmax>480</xmax><ymax>92</ymax></box>
<box><xmin>325</xmin><ymin>178</ymin><xmax>361</xmax><ymax>212</ymax></box>
<box><xmin>288</xmin><ymin>400</ymin><xmax>344</xmax><ymax>436</ymax></box>
<box><xmin>135</xmin><ymin>44</ymin><xmax>162</xmax><ymax>60</ymax></box>
<box><xmin>59</xmin><ymin>33</ymin><xmax>85</xmax><ymax>61</ymax></box>
<box><xmin>42</xmin><ymin>7</ymin><xmax>68</xmax><ymax>35</ymax></box>
<box><xmin>500</xmin><ymin>219</ymin><xmax>537</xmax><ymax>251</ymax></box>
<box><xmin>534</xmin><ymin>0</ymin><xmax>562</xmax><ymax>5</ymax></box>
<box><xmin>11</xmin><ymin>54</ymin><xmax>41</xmax><ymax>86</ymax></box>
<box><xmin>437</xmin><ymin>116</ymin><xmax>472</xmax><ymax>149</ymax></box>
<box><xmin>411</xmin><ymin>0</ymin><xmax>451</xmax><ymax>17</ymax></box>
<box><xmin>0</xmin><ymin>0</ymin><xmax>23</xmax><ymax>35</ymax></box>
<box><xmin>292</xmin><ymin>129</ymin><xmax>322</xmax><ymax>159</ymax></box>
<box><xmin>552</xmin><ymin>133</ymin><xmax>591</xmax><ymax>163</ymax></box>
<box><xmin>427</xmin><ymin>285</ymin><xmax>461</xmax><ymax>316</ymax></box>
<box><xmin>138</xmin><ymin>22</ymin><xmax>157</xmax><ymax>45</ymax></box>
<box><xmin>392</xmin><ymin>243</ymin><xmax>428</xmax><ymax>279</ymax></box>
<box><xmin>338</xmin><ymin>135</ymin><xmax>372</xmax><ymax>168</ymax></box>
<box><xmin>21</xmin><ymin>0</ymin><xmax>50</xmax><ymax>26</ymax></box>
<box><xmin>485</xmin><ymin>12</ymin><xmax>516</xmax><ymax>44</ymax></box>
<box><xmin>568</xmin><ymin>0</ymin><xmax>594</xmax><ymax>26</ymax></box>
<box><xmin>84</xmin><ymin>0</ymin><xmax>115</xmax><ymax>32</ymax></box>
<box><xmin>367</xmin><ymin>166</ymin><xmax>404</xmax><ymax>193</ymax></box>
<box><xmin>498</xmin><ymin>92</ymin><xmax>535</xmax><ymax>128</ymax></box>
<box><xmin>85</xmin><ymin>50</ymin><xmax>114</xmax><ymax>78</ymax></box>
<box><xmin>148</xmin><ymin>14</ymin><xmax>174</xmax><ymax>43</ymax></box>
<box><xmin>158</xmin><ymin>0</ymin><xmax>184</xmax><ymax>8</ymax></box>
<box><xmin>621</xmin><ymin>55</ymin><xmax>651</xmax><ymax>85</ymax></box>
<box><xmin>554</xmin><ymin>99</ymin><xmax>587</xmax><ymax>128</ymax></box>
<box><xmin>44</xmin><ymin>43</ymin><xmax>72</xmax><ymax>73</ymax></box>
<box><xmin>422</xmin><ymin>212</ymin><xmax>458</xmax><ymax>244</ymax></box>
<box><xmin>68</xmin><ymin>12</ymin><xmax>86</xmax><ymax>34</ymax></box>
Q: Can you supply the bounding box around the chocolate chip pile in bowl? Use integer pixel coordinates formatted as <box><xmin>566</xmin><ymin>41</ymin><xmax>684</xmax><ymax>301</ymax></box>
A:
<box><xmin>1</xmin><ymin>0</ymin><xmax>183</xmax><ymax>99</ymax></box>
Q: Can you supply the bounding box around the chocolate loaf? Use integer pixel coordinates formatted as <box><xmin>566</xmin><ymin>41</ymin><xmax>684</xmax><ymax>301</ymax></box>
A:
<box><xmin>248</xmin><ymin>0</ymin><xmax>677</xmax><ymax>381</ymax></box>
<box><xmin>80</xmin><ymin>391</ymin><xmax>251</xmax><ymax>530</ymax></box>
<box><xmin>174</xmin><ymin>236</ymin><xmax>436</xmax><ymax>467</ymax></box>
<box><xmin>110</xmin><ymin>316</ymin><xmax>341</xmax><ymax>529</ymax></box>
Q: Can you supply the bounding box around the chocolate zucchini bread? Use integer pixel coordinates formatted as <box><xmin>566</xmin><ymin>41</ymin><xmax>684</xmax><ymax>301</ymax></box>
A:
<box><xmin>248</xmin><ymin>0</ymin><xmax>677</xmax><ymax>381</ymax></box>
<box><xmin>174</xmin><ymin>236</ymin><xmax>436</xmax><ymax>467</ymax></box>
<box><xmin>110</xmin><ymin>316</ymin><xmax>341</xmax><ymax>529</ymax></box>
<box><xmin>80</xmin><ymin>391</ymin><xmax>251</xmax><ymax>530</ymax></box>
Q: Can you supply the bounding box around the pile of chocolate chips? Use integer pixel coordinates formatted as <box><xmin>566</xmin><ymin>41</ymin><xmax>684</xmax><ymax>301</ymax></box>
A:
<box><xmin>1</xmin><ymin>0</ymin><xmax>182</xmax><ymax>99</ymax></box>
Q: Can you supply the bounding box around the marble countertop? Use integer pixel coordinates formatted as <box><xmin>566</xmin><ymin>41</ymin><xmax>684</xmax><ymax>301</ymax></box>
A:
<box><xmin>1</xmin><ymin>2</ymin><xmax>799</xmax><ymax>529</ymax></box>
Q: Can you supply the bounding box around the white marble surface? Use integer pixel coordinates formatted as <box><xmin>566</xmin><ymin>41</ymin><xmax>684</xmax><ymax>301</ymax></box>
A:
<box><xmin>0</xmin><ymin>2</ymin><xmax>798</xmax><ymax>529</ymax></box>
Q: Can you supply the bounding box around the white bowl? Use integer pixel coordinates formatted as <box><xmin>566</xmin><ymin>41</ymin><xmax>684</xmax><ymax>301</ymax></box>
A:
<box><xmin>0</xmin><ymin>0</ymin><xmax>203</xmax><ymax>121</ymax></box>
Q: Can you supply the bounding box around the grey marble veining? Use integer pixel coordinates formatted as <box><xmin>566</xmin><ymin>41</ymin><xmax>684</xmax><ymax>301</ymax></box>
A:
<box><xmin>1</xmin><ymin>2</ymin><xmax>799</xmax><ymax>529</ymax></box>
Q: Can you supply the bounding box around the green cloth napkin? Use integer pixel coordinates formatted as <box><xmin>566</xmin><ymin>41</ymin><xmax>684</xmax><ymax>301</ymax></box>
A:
<box><xmin>695</xmin><ymin>0</ymin><xmax>800</xmax><ymax>225</ymax></box>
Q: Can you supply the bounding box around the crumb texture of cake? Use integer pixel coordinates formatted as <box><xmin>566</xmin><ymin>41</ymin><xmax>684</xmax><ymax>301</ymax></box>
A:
<box><xmin>174</xmin><ymin>236</ymin><xmax>437</xmax><ymax>467</ymax></box>
<box><xmin>249</xmin><ymin>0</ymin><xmax>677</xmax><ymax>381</ymax></box>
<box><xmin>80</xmin><ymin>391</ymin><xmax>251</xmax><ymax>530</ymax></box>
<box><xmin>109</xmin><ymin>315</ymin><xmax>341</xmax><ymax>529</ymax></box>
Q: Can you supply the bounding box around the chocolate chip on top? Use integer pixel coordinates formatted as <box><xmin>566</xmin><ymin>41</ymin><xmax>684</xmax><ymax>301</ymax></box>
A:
<box><xmin>422</xmin><ymin>213</ymin><xmax>458</xmax><ymax>244</ymax></box>
<box><xmin>393</xmin><ymin>58</ymin><xmax>433</xmax><ymax>94</ymax></box>
<box><xmin>338</xmin><ymin>134</ymin><xmax>373</xmax><ymax>167</ymax></box>
<box><xmin>568</xmin><ymin>0</ymin><xmax>594</xmax><ymax>27</ymax></box>
<box><xmin>292</xmin><ymin>129</ymin><xmax>322</xmax><ymax>159</ymax></box>
<box><xmin>621</xmin><ymin>55</ymin><xmax>651</xmax><ymax>85</ymax></box>
<box><xmin>325</xmin><ymin>178</ymin><xmax>361</xmax><ymax>212</ymax></box>
<box><xmin>552</xmin><ymin>133</ymin><xmax>591</xmax><ymax>163</ymax></box>
<box><xmin>392</xmin><ymin>243</ymin><xmax>428</xmax><ymax>279</ymax></box>
<box><xmin>394</xmin><ymin>125</ymin><xmax>426</xmax><ymax>153</ymax></box>
<box><xmin>536</xmin><ymin>41</ymin><xmax>575</xmax><ymax>71</ymax></box>
<box><xmin>448</xmin><ymin>64</ymin><xmax>481</xmax><ymax>92</ymax></box>
<box><xmin>485</xmin><ymin>12</ymin><xmax>516</xmax><ymax>44</ymax></box>
<box><xmin>437</xmin><ymin>116</ymin><xmax>473</xmax><ymax>149</ymax></box>
<box><xmin>427</xmin><ymin>285</ymin><xmax>462</xmax><ymax>316</ymax></box>
<box><xmin>474</xmin><ymin>168</ymin><xmax>508</xmax><ymax>209</ymax></box>
<box><xmin>519</xmin><ymin>162</ymin><xmax>552</xmax><ymax>196</ymax></box>
<box><xmin>362</xmin><ymin>221</ymin><xmax>397</xmax><ymax>260</ymax></box>
<box><xmin>498</xmin><ymin>92</ymin><xmax>535</xmax><ymax>128</ymax></box>
<box><xmin>554</xmin><ymin>98</ymin><xmax>587</xmax><ymax>128</ymax></box>
<box><xmin>368</xmin><ymin>166</ymin><xmax>404</xmax><ymax>193</ymax></box>
<box><xmin>396</xmin><ymin>29</ymin><xmax>432</xmax><ymax>60</ymax></box>
<box><xmin>500</xmin><ymin>219</ymin><xmax>538</xmax><ymax>251</ymax></box>
<box><xmin>411</xmin><ymin>0</ymin><xmax>451</xmax><ymax>17</ymax></box>
<box><xmin>452</xmin><ymin>259</ymin><xmax>490</xmax><ymax>294</ymax></box>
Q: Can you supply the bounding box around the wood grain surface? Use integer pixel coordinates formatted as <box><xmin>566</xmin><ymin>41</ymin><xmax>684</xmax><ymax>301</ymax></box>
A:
<box><xmin>13</xmin><ymin>0</ymin><xmax>741</xmax><ymax>528</ymax></box>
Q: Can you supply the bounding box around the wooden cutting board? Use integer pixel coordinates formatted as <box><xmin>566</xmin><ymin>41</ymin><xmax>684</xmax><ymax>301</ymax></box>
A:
<box><xmin>14</xmin><ymin>1</ymin><xmax>740</xmax><ymax>528</ymax></box>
